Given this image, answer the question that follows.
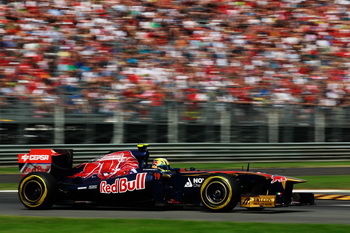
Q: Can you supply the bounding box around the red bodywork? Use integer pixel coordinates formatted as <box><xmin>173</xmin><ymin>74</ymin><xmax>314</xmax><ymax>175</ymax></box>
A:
<box><xmin>18</xmin><ymin>149</ymin><xmax>139</xmax><ymax>180</ymax></box>
<box><xmin>69</xmin><ymin>151</ymin><xmax>139</xmax><ymax>179</ymax></box>
<box><xmin>18</xmin><ymin>149</ymin><xmax>60</xmax><ymax>177</ymax></box>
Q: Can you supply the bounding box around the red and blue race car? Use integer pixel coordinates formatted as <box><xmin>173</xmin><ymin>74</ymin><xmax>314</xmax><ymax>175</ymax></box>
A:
<box><xmin>17</xmin><ymin>144</ymin><xmax>314</xmax><ymax>211</ymax></box>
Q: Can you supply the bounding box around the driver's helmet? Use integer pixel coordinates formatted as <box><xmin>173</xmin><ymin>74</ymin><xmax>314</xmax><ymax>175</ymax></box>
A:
<box><xmin>152</xmin><ymin>158</ymin><xmax>170</xmax><ymax>171</ymax></box>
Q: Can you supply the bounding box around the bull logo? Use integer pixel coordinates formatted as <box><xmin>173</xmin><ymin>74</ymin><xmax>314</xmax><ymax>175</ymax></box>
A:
<box><xmin>271</xmin><ymin>175</ymin><xmax>287</xmax><ymax>184</ymax></box>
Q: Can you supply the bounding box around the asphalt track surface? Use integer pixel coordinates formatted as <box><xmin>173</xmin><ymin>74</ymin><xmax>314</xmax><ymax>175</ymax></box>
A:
<box><xmin>1</xmin><ymin>167</ymin><xmax>350</xmax><ymax>224</ymax></box>
<box><xmin>1</xmin><ymin>191</ymin><xmax>350</xmax><ymax>224</ymax></box>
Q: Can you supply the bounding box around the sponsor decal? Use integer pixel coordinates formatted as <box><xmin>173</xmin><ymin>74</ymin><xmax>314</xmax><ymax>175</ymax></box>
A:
<box><xmin>77</xmin><ymin>187</ymin><xmax>87</xmax><ymax>190</ymax></box>
<box><xmin>154</xmin><ymin>173</ymin><xmax>161</xmax><ymax>180</ymax></box>
<box><xmin>18</xmin><ymin>149</ymin><xmax>58</xmax><ymax>164</ymax></box>
<box><xmin>19</xmin><ymin>154</ymin><xmax>51</xmax><ymax>163</ymax></box>
<box><xmin>20</xmin><ymin>164</ymin><xmax>51</xmax><ymax>174</ymax></box>
<box><xmin>100</xmin><ymin>173</ymin><xmax>146</xmax><ymax>194</ymax></box>
<box><xmin>241</xmin><ymin>195</ymin><xmax>276</xmax><ymax>208</ymax></box>
<box><xmin>271</xmin><ymin>175</ymin><xmax>287</xmax><ymax>184</ymax></box>
<box><xmin>242</xmin><ymin>197</ymin><xmax>250</xmax><ymax>205</ymax></box>
<box><xmin>184</xmin><ymin>177</ymin><xmax>204</xmax><ymax>188</ymax></box>
<box><xmin>88</xmin><ymin>185</ymin><xmax>98</xmax><ymax>190</ymax></box>
<box><xmin>243</xmin><ymin>197</ymin><xmax>274</xmax><ymax>205</ymax></box>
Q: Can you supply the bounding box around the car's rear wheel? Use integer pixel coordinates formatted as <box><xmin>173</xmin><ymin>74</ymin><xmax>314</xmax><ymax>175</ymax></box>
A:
<box><xmin>200</xmin><ymin>174</ymin><xmax>239</xmax><ymax>212</ymax></box>
<box><xmin>18</xmin><ymin>172</ymin><xmax>57</xmax><ymax>209</ymax></box>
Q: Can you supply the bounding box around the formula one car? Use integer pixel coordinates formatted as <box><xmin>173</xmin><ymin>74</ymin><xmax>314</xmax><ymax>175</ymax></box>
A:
<box><xmin>17</xmin><ymin>144</ymin><xmax>314</xmax><ymax>211</ymax></box>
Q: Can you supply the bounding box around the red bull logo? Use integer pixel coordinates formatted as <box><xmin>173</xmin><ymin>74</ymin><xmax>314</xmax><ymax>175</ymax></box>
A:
<box><xmin>100</xmin><ymin>173</ymin><xmax>146</xmax><ymax>194</ymax></box>
<box><xmin>21</xmin><ymin>164</ymin><xmax>51</xmax><ymax>174</ymax></box>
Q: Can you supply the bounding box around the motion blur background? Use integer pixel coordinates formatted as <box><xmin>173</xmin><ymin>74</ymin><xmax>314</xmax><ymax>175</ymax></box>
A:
<box><xmin>1</xmin><ymin>0</ymin><xmax>350</xmax><ymax>144</ymax></box>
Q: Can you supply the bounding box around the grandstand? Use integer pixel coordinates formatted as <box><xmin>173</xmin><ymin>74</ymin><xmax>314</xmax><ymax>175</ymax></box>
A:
<box><xmin>1</xmin><ymin>0</ymin><xmax>350</xmax><ymax>144</ymax></box>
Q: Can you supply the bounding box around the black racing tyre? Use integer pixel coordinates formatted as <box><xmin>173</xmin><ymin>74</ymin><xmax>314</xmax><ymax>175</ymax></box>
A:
<box><xmin>18</xmin><ymin>172</ymin><xmax>58</xmax><ymax>210</ymax></box>
<box><xmin>200</xmin><ymin>174</ymin><xmax>240</xmax><ymax>212</ymax></box>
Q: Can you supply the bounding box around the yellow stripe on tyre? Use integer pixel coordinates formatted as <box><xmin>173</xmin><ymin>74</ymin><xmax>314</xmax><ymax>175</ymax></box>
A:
<box><xmin>19</xmin><ymin>175</ymin><xmax>48</xmax><ymax>208</ymax></box>
<box><xmin>200</xmin><ymin>176</ymin><xmax>233</xmax><ymax>210</ymax></box>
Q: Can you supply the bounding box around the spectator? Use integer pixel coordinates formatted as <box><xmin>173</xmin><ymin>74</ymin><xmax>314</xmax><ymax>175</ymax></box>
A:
<box><xmin>1</xmin><ymin>0</ymin><xmax>350</xmax><ymax>118</ymax></box>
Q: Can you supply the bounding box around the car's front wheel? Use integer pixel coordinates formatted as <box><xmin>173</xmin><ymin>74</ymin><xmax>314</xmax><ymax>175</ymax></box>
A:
<box><xmin>18</xmin><ymin>172</ymin><xmax>57</xmax><ymax>209</ymax></box>
<box><xmin>200</xmin><ymin>174</ymin><xmax>239</xmax><ymax>212</ymax></box>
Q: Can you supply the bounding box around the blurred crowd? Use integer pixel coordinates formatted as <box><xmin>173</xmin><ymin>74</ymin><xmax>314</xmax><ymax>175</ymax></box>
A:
<box><xmin>1</xmin><ymin>0</ymin><xmax>350</xmax><ymax>117</ymax></box>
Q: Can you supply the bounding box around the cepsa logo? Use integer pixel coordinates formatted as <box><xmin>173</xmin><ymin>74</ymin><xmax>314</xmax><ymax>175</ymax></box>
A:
<box><xmin>100</xmin><ymin>173</ymin><xmax>147</xmax><ymax>194</ymax></box>
<box><xmin>18</xmin><ymin>154</ymin><xmax>51</xmax><ymax>163</ymax></box>
<box><xmin>18</xmin><ymin>149</ymin><xmax>58</xmax><ymax>164</ymax></box>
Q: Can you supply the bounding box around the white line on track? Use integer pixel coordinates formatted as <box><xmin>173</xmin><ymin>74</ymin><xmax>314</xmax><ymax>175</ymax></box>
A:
<box><xmin>330</xmin><ymin>204</ymin><xmax>350</xmax><ymax>207</ymax></box>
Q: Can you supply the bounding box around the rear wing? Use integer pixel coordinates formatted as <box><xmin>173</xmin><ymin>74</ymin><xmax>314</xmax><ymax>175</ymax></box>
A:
<box><xmin>18</xmin><ymin>149</ymin><xmax>73</xmax><ymax>178</ymax></box>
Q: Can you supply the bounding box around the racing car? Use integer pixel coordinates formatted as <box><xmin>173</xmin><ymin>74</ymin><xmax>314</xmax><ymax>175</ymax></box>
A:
<box><xmin>17</xmin><ymin>144</ymin><xmax>314</xmax><ymax>211</ymax></box>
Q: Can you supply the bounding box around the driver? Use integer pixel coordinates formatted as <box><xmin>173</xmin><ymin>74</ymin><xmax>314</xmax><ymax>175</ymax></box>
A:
<box><xmin>151</xmin><ymin>158</ymin><xmax>170</xmax><ymax>171</ymax></box>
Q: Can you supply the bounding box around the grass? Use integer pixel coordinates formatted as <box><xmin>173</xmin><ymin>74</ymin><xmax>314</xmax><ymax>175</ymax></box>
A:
<box><xmin>0</xmin><ymin>167</ymin><xmax>18</xmax><ymax>174</ymax></box>
<box><xmin>0</xmin><ymin>216</ymin><xmax>349</xmax><ymax>233</ymax></box>
<box><xmin>0</xmin><ymin>183</ymin><xmax>18</xmax><ymax>190</ymax></box>
<box><xmin>295</xmin><ymin>175</ymin><xmax>350</xmax><ymax>190</ymax></box>
<box><xmin>172</xmin><ymin>161</ymin><xmax>350</xmax><ymax>170</ymax></box>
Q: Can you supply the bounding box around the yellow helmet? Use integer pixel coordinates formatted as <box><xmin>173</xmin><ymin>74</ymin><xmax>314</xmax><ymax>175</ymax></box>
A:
<box><xmin>152</xmin><ymin>158</ymin><xmax>170</xmax><ymax>171</ymax></box>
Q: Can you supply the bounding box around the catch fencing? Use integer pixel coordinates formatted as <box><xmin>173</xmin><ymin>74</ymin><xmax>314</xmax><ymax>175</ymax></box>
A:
<box><xmin>2</xmin><ymin>98</ymin><xmax>350</xmax><ymax>144</ymax></box>
<box><xmin>1</xmin><ymin>143</ymin><xmax>350</xmax><ymax>166</ymax></box>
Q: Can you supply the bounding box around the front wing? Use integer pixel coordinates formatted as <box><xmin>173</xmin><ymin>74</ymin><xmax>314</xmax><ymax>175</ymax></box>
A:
<box><xmin>240</xmin><ymin>195</ymin><xmax>277</xmax><ymax>208</ymax></box>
